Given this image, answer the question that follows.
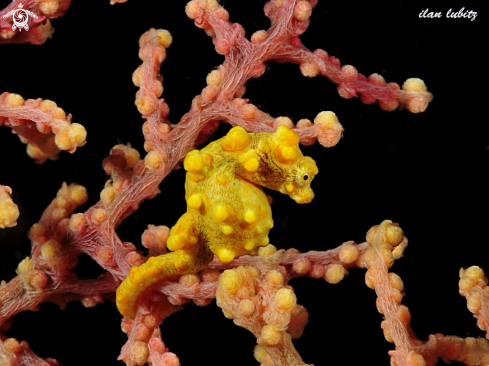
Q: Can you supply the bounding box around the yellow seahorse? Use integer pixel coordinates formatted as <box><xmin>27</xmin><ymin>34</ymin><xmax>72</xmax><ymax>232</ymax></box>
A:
<box><xmin>116</xmin><ymin>125</ymin><xmax>318</xmax><ymax>319</ymax></box>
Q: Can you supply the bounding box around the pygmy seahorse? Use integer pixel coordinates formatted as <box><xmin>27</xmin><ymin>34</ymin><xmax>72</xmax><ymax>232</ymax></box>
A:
<box><xmin>116</xmin><ymin>125</ymin><xmax>318</xmax><ymax>319</ymax></box>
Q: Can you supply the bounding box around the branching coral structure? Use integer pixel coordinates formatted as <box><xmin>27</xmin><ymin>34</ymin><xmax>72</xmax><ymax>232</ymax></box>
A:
<box><xmin>0</xmin><ymin>1</ymin><xmax>487</xmax><ymax>366</ymax></box>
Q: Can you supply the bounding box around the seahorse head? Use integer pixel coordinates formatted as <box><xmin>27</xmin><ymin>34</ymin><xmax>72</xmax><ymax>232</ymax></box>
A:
<box><xmin>221</xmin><ymin>125</ymin><xmax>318</xmax><ymax>204</ymax></box>
<box><xmin>269</xmin><ymin>126</ymin><xmax>318</xmax><ymax>203</ymax></box>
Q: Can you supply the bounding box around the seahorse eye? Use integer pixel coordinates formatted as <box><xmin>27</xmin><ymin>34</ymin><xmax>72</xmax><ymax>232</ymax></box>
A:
<box><xmin>296</xmin><ymin>171</ymin><xmax>310</xmax><ymax>186</ymax></box>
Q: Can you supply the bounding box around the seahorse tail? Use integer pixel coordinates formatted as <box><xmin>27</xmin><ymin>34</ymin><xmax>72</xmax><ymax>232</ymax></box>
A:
<box><xmin>116</xmin><ymin>249</ymin><xmax>211</xmax><ymax>319</ymax></box>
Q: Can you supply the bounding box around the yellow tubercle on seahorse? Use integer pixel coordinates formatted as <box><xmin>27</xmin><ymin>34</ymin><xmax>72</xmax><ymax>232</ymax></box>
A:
<box><xmin>116</xmin><ymin>125</ymin><xmax>318</xmax><ymax>319</ymax></box>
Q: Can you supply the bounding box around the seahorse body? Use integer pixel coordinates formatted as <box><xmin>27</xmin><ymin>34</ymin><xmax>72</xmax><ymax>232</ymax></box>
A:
<box><xmin>116</xmin><ymin>125</ymin><xmax>318</xmax><ymax>318</ymax></box>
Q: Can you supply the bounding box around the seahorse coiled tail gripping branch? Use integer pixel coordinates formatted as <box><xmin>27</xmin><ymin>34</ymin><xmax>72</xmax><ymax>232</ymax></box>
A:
<box><xmin>116</xmin><ymin>125</ymin><xmax>319</xmax><ymax>319</ymax></box>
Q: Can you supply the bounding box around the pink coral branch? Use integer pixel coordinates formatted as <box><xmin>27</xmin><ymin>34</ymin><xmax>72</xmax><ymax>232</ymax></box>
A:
<box><xmin>183</xmin><ymin>0</ymin><xmax>345</xmax><ymax>147</ymax></box>
<box><xmin>261</xmin><ymin>0</ymin><xmax>433</xmax><ymax>113</ymax></box>
<box><xmin>0</xmin><ymin>271</ymin><xmax>117</xmax><ymax>326</ymax></box>
<box><xmin>0</xmin><ymin>186</ymin><xmax>19</xmax><ymax>229</ymax></box>
<box><xmin>0</xmin><ymin>93</ymin><xmax>86</xmax><ymax>163</ymax></box>
<box><xmin>459</xmin><ymin>266</ymin><xmax>489</xmax><ymax>339</ymax></box>
<box><xmin>0</xmin><ymin>333</ymin><xmax>58</xmax><ymax>366</ymax></box>
<box><xmin>209</xmin><ymin>240</ymin><xmax>370</xmax><ymax>281</ymax></box>
<box><xmin>146</xmin><ymin>328</ymin><xmax>180</xmax><ymax>366</ymax></box>
<box><xmin>415</xmin><ymin>334</ymin><xmax>489</xmax><ymax>366</ymax></box>
<box><xmin>152</xmin><ymin>240</ymin><xmax>369</xmax><ymax>308</ymax></box>
<box><xmin>119</xmin><ymin>302</ymin><xmax>179</xmax><ymax>366</ymax></box>
<box><xmin>478</xmin><ymin>289</ymin><xmax>489</xmax><ymax>337</ymax></box>
<box><xmin>0</xmin><ymin>183</ymin><xmax>119</xmax><ymax>329</ymax></box>
<box><xmin>365</xmin><ymin>221</ymin><xmax>489</xmax><ymax>366</ymax></box>
<box><xmin>216</xmin><ymin>266</ymin><xmax>311</xmax><ymax>366</ymax></box>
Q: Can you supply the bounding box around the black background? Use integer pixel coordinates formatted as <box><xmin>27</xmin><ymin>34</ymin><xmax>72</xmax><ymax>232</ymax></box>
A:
<box><xmin>0</xmin><ymin>1</ymin><xmax>487</xmax><ymax>365</ymax></box>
